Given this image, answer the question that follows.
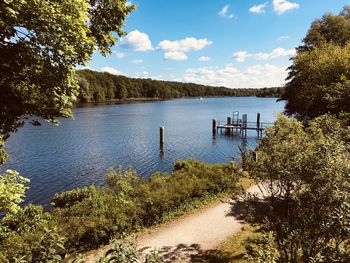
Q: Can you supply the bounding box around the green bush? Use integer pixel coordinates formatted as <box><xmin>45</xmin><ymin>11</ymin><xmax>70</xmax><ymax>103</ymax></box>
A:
<box><xmin>95</xmin><ymin>237</ymin><xmax>162</xmax><ymax>263</ymax></box>
<box><xmin>0</xmin><ymin>160</ymin><xmax>241</xmax><ymax>260</ymax></box>
<box><xmin>0</xmin><ymin>205</ymin><xmax>64</xmax><ymax>262</ymax></box>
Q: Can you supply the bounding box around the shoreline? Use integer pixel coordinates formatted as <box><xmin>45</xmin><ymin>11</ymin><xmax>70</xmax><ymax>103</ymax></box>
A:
<box><xmin>75</xmin><ymin>95</ymin><xmax>279</xmax><ymax>108</ymax></box>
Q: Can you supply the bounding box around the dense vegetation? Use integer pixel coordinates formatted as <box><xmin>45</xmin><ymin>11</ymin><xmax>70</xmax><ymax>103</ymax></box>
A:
<box><xmin>77</xmin><ymin>69</ymin><xmax>282</xmax><ymax>102</ymax></box>
<box><xmin>255</xmin><ymin>87</ymin><xmax>283</xmax><ymax>98</ymax></box>
<box><xmin>242</xmin><ymin>114</ymin><xmax>350</xmax><ymax>263</ymax></box>
<box><xmin>0</xmin><ymin>160</ymin><xmax>243</xmax><ymax>261</ymax></box>
<box><xmin>235</xmin><ymin>6</ymin><xmax>350</xmax><ymax>263</ymax></box>
<box><xmin>282</xmin><ymin>7</ymin><xmax>350</xmax><ymax>120</ymax></box>
<box><xmin>0</xmin><ymin>0</ymin><xmax>134</xmax><ymax>223</ymax></box>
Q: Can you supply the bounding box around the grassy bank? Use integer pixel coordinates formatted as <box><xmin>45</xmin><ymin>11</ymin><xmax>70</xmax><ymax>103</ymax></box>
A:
<box><xmin>0</xmin><ymin>160</ymin><xmax>246</xmax><ymax>262</ymax></box>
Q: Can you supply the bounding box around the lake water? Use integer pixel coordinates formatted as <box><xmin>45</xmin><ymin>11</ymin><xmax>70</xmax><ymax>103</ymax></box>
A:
<box><xmin>2</xmin><ymin>97</ymin><xmax>284</xmax><ymax>207</ymax></box>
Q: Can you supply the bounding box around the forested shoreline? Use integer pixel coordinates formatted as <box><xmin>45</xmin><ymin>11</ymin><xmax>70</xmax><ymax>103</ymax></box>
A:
<box><xmin>76</xmin><ymin>69</ymin><xmax>283</xmax><ymax>103</ymax></box>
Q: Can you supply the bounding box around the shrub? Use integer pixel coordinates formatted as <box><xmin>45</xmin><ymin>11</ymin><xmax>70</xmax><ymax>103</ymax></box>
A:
<box><xmin>0</xmin><ymin>205</ymin><xmax>64</xmax><ymax>262</ymax></box>
<box><xmin>0</xmin><ymin>160</ymin><xmax>241</xmax><ymax>259</ymax></box>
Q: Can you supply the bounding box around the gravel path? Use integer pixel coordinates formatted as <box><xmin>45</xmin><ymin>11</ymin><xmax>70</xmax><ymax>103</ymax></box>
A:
<box><xmin>136</xmin><ymin>185</ymin><xmax>260</xmax><ymax>262</ymax></box>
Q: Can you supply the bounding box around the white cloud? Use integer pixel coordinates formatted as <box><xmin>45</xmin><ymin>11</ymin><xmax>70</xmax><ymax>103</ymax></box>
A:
<box><xmin>101</xmin><ymin>67</ymin><xmax>122</xmax><ymax>75</ymax></box>
<box><xmin>183</xmin><ymin>63</ymin><xmax>287</xmax><ymax>89</ymax></box>
<box><xmin>273</xmin><ymin>0</ymin><xmax>299</xmax><ymax>15</ymax></box>
<box><xmin>131</xmin><ymin>59</ymin><xmax>143</xmax><ymax>64</ymax></box>
<box><xmin>218</xmin><ymin>5</ymin><xmax>234</xmax><ymax>19</ymax></box>
<box><xmin>164</xmin><ymin>51</ymin><xmax>188</xmax><ymax>61</ymax></box>
<box><xmin>142</xmin><ymin>71</ymin><xmax>148</xmax><ymax>75</ymax></box>
<box><xmin>249</xmin><ymin>2</ymin><xmax>268</xmax><ymax>14</ymax></box>
<box><xmin>233</xmin><ymin>47</ymin><xmax>296</xmax><ymax>62</ymax></box>
<box><xmin>120</xmin><ymin>30</ymin><xmax>153</xmax><ymax>51</ymax></box>
<box><xmin>277</xmin><ymin>35</ymin><xmax>290</xmax><ymax>41</ymax></box>
<box><xmin>198</xmin><ymin>56</ymin><xmax>211</xmax><ymax>62</ymax></box>
<box><xmin>157</xmin><ymin>37</ymin><xmax>212</xmax><ymax>60</ymax></box>
<box><xmin>157</xmin><ymin>37</ymin><xmax>212</xmax><ymax>53</ymax></box>
<box><xmin>115</xmin><ymin>52</ymin><xmax>125</xmax><ymax>59</ymax></box>
<box><xmin>255</xmin><ymin>47</ymin><xmax>296</xmax><ymax>60</ymax></box>
<box><xmin>233</xmin><ymin>51</ymin><xmax>252</xmax><ymax>63</ymax></box>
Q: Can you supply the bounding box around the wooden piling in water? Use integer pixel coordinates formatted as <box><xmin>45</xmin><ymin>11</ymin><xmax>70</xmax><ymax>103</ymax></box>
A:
<box><xmin>160</xmin><ymin>126</ymin><xmax>164</xmax><ymax>145</ymax></box>
<box><xmin>212</xmin><ymin>119</ymin><xmax>216</xmax><ymax>136</ymax></box>
<box><xmin>226</xmin><ymin>117</ymin><xmax>231</xmax><ymax>135</ymax></box>
<box><xmin>242</xmin><ymin>114</ymin><xmax>247</xmax><ymax>138</ymax></box>
<box><xmin>256</xmin><ymin>113</ymin><xmax>261</xmax><ymax>137</ymax></box>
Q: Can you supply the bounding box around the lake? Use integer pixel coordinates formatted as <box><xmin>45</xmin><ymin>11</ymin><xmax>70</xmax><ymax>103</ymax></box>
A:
<box><xmin>2</xmin><ymin>97</ymin><xmax>284</xmax><ymax>207</ymax></box>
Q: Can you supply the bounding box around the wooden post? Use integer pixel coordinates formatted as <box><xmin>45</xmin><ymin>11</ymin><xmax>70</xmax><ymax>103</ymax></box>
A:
<box><xmin>242</xmin><ymin>114</ymin><xmax>247</xmax><ymax>139</ymax></box>
<box><xmin>226</xmin><ymin>117</ymin><xmax>231</xmax><ymax>135</ymax></box>
<box><xmin>212</xmin><ymin>119</ymin><xmax>216</xmax><ymax>136</ymax></box>
<box><xmin>256</xmin><ymin>113</ymin><xmax>260</xmax><ymax>137</ymax></box>
<box><xmin>160</xmin><ymin>126</ymin><xmax>164</xmax><ymax>145</ymax></box>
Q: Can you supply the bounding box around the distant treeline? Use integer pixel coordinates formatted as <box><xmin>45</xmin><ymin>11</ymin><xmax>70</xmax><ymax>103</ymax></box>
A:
<box><xmin>76</xmin><ymin>69</ymin><xmax>283</xmax><ymax>103</ymax></box>
<box><xmin>256</xmin><ymin>87</ymin><xmax>284</xmax><ymax>98</ymax></box>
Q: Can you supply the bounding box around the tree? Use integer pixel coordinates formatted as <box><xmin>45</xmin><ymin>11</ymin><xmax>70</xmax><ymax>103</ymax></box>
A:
<box><xmin>282</xmin><ymin>6</ymin><xmax>350</xmax><ymax>120</ymax></box>
<box><xmin>283</xmin><ymin>42</ymin><xmax>350</xmax><ymax>119</ymax></box>
<box><xmin>243</xmin><ymin>114</ymin><xmax>350</xmax><ymax>262</ymax></box>
<box><xmin>0</xmin><ymin>0</ymin><xmax>134</xmax><ymax>143</ymax></box>
<box><xmin>298</xmin><ymin>6</ymin><xmax>350</xmax><ymax>51</ymax></box>
<box><xmin>0</xmin><ymin>0</ymin><xmax>134</xmax><ymax>214</ymax></box>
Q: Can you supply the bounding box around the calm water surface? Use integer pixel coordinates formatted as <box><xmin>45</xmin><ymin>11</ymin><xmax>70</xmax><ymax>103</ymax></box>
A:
<box><xmin>2</xmin><ymin>97</ymin><xmax>284</xmax><ymax>206</ymax></box>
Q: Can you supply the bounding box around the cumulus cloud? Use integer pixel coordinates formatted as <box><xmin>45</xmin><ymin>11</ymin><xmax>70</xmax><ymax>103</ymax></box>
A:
<box><xmin>164</xmin><ymin>51</ymin><xmax>188</xmax><ymax>61</ymax></box>
<box><xmin>198</xmin><ymin>56</ymin><xmax>211</xmax><ymax>62</ymax></box>
<box><xmin>157</xmin><ymin>37</ymin><xmax>212</xmax><ymax>53</ymax></box>
<box><xmin>120</xmin><ymin>30</ymin><xmax>153</xmax><ymax>51</ymax></box>
<box><xmin>101</xmin><ymin>67</ymin><xmax>122</xmax><ymax>75</ymax></box>
<box><xmin>273</xmin><ymin>0</ymin><xmax>299</xmax><ymax>15</ymax></box>
<box><xmin>218</xmin><ymin>5</ymin><xmax>234</xmax><ymax>19</ymax></box>
<box><xmin>249</xmin><ymin>2</ymin><xmax>268</xmax><ymax>14</ymax></box>
<box><xmin>131</xmin><ymin>59</ymin><xmax>143</xmax><ymax>64</ymax></box>
<box><xmin>115</xmin><ymin>52</ymin><xmax>125</xmax><ymax>59</ymax></box>
<box><xmin>233</xmin><ymin>51</ymin><xmax>252</xmax><ymax>63</ymax></box>
<box><xmin>255</xmin><ymin>47</ymin><xmax>296</xmax><ymax>60</ymax></box>
<box><xmin>157</xmin><ymin>37</ymin><xmax>212</xmax><ymax>61</ymax></box>
<box><xmin>183</xmin><ymin>64</ymin><xmax>287</xmax><ymax>89</ymax></box>
<box><xmin>233</xmin><ymin>48</ymin><xmax>296</xmax><ymax>62</ymax></box>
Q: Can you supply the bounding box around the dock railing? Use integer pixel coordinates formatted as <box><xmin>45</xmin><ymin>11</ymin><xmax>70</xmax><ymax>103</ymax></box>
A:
<box><xmin>213</xmin><ymin>112</ymin><xmax>273</xmax><ymax>138</ymax></box>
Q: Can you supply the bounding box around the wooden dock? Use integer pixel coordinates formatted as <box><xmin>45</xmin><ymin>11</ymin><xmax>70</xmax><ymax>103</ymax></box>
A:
<box><xmin>212</xmin><ymin>111</ymin><xmax>272</xmax><ymax>138</ymax></box>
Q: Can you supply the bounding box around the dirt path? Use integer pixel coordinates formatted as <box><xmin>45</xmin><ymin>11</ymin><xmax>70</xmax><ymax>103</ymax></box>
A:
<box><xmin>136</xmin><ymin>185</ymin><xmax>260</xmax><ymax>262</ymax></box>
<box><xmin>84</xmin><ymin>185</ymin><xmax>260</xmax><ymax>262</ymax></box>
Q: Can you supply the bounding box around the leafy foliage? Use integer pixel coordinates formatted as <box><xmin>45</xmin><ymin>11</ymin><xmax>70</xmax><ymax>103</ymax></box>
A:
<box><xmin>298</xmin><ymin>6</ymin><xmax>350</xmax><ymax>51</ymax></box>
<box><xmin>0</xmin><ymin>169</ymin><xmax>29</xmax><ymax>214</ymax></box>
<box><xmin>0</xmin><ymin>0</ymin><xmax>134</xmax><ymax>138</ymax></box>
<box><xmin>243</xmin><ymin>114</ymin><xmax>350</xmax><ymax>262</ymax></box>
<box><xmin>49</xmin><ymin>160</ymin><xmax>241</xmax><ymax>254</ymax></box>
<box><xmin>0</xmin><ymin>205</ymin><xmax>65</xmax><ymax>262</ymax></box>
<box><xmin>95</xmin><ymin>238</ymin><xmax>162</xmax><ymax>263</ymax></box>
<box><xmin>245</xmin><ymin>232</ymin><xmax>279</xmax><ymax>263</ymax></box>
<box><xmin>283</xmin><ymin>6</ymin><xmax>350</xmax><ymax>119</ymax></box>
<box><xmin>96</xmin><ymin>238</ymin><xmax>140</xmax><ymax>263</ymax></box>
<box><xmin>283</xmin><ymin>42</ymin><xmax>350</xmax><ymax>119</ymax></box>
<box><xmin>0</xmin><ymin>160</ymin><xmax>242</xmax><ymax>261</ymax></box>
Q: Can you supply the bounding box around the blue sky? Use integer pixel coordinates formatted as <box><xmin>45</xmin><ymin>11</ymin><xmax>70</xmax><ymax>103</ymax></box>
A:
<box><xmin>84</xmin><ymin>0</ymin><xmax>349</xmax><ymax>88</ymax></box>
